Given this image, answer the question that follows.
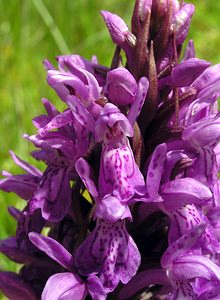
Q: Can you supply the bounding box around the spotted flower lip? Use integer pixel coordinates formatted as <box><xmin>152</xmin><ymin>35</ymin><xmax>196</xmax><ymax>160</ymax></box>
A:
<box><xmin>1</xmin><ymin>1</ymin><xmax>220</xmax><ymax>299</ymax></box>
<box><xmin>74</xmin><ymin>219</ymin><xmax>141</xmax><ymax>294</ymax></box>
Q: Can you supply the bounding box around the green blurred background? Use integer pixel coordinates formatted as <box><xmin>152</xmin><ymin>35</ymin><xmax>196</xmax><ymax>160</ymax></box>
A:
<box><xmin>0</xmin><ymin>0</ymin><xmax>220</xmax><ymax>298</ymax></box>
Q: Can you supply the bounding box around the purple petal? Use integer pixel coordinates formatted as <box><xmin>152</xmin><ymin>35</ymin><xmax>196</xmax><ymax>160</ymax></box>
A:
<box><xmin>119</xmin><ymin>269</ymin><xmax>168</xmax><ymax>299</ymax></box>
<box><xmin>29</xmin><ymin>232</ymin><xmax>73</xmax><ymax>269</ymax></box>
<box><xmin>42</xmin><ymin>98</ymin><xmax>59</xmax><ymax>116</ymax></box>
<box><xmin>146</xmin><ymin>143</ymin><xmax>167</xmax><ymax>197</ymax></box>
<box><xmin>47</xmin><ymin>70</ymin><xmax>89</xmax><ymax>101</ymax></box>
<box><xmin>66</xmin><ymin>95</ymin><xmax>95</xmax><ymax>130</ymax></box>
<box><xmin>0</xmin><ymin>237</ymin><xmax>33</xmax><ymax>264</ymax></box>
<box><xmin>29</xmin><ymin>165</ymin><xmax>72</xmax><ymax>222</ymax></box>
<box><xmin>172</xmin><ymin>4</ymin><xmax>195</xmax><ymax>45</ymax></box>
<box><xmin>169</xmin><ymin>282</ymin><xmax>195</xmax><ymax>300</ymax></box>
<box><xmin>8</xmin><ymin>206</ymin><xmax>22</xmax><ymax>220</ymax></box>
<box><xmin>95</xmin><ymin>194</ymin><xmax>132</xmax><ymax>222</ymax></box>
<box><xmin>9</xmin><ymin>151</ymin><xmax>42</xmax><ymax>177</ymax></box>
<box><xmin>56</xmin><ymin>54</ymin><xmax>108</xmax><ymax>87</ymax></box>
<box><xmin>42</xmin><ymin>272</ymin><xmax>86</xmax><ymax>300</ymax></box>
<box><xmin>171</xmin><ymin>58</ymin><xmax>210</xmax><ymax>87</ymax></box>
<box><xmin>171</xmin><ymin>255</ymin><xmax>220</xmax><ymax>282</ymax></box>
<box><xmin>161</xmin><ymin>223</ymin><xmax>206</xmax><ymax>268</ymax></box>
<box><xmin>57</xmin><ymin>54</ymin><xmax>94</xmax><ymax>74</ymax></box>
<box><xmin>75</xmin><ymin>158</ymin><xmax>99</xmax><ymax>198</ymax></box>
<box><xmin>0</xmin><ymin>173</ymin><xmax>39</xmax><ymax>200</ymax></box>
<box><xmin>43</xmin><ymin>59</ymin><xmax>55</xmax><ymax>70</ymax></box>
<box><xmin>87</xmin><ymin>275</ymin><xmax>107</xmax><ymax>300</ymax></box>
<box><xmin>168</xmin><ymin>204</ymin><xmax>202</xmax><ymax>244</ymax></box>
<box><xmin>127</xmin><ymin>76</ymin><xmax>149</xmax><ymax>126</ymax></box>
<box><xmin>161</xmin><ymin>178</ymin><xmax>212</xmax><ymax>211</ymax></box>
<box><xmin>100</xmin><ymin>10</ymin><xmax>129</xmax><ymax>45</ymax></box>
<box><xmin>0</xmin><ymin>272</ymin><xmax>36</xmax><ymax>300</ymax></box>
<box><xmin>38</xmin><ymin>110</ymin><xmax>73</xmax><ymax>136</ymax></box>
<box><xmin>75</xmin><ymin>219</ymin><xmax>140</xmax><ymax>293</ymax></box>
<box><xmin>182</xmin><ymin>113</ymin><xmax>220</xmax><ymax>148</ymax></box>
<box><xmin>183</xmin><ymin>39</ymin><xmax>195</xmax><ymax>61</ymax></box>
<box><xmin>105</xmin><ymin>67</ymin><xmax>137</xmax><ymax>106</ymax></box>
<box><xmin>32</xmin><ymin>114</ymin><xmax>52</xmax><ymax>129</ymax></box>
<box><xmin>198</xmin><ymin>286</ymin><xmax>220</xmax><ymax>300</ymax></box>
<box><xmin>24</xmin><ymin>132</ymin><xmax>77</xmax><ymax>161</ymax></box>
<box><xmin>192</xmin><ymin>64</ymin><xmax>220</xmax><ymax>93</ymax></box>
<box><xmin>162</xmin><ymin>150</ymin><xmax>191</xmax><ymax>184</ymax></box>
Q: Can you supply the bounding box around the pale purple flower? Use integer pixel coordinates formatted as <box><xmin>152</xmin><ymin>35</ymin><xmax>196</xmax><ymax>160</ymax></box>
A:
<box><xmin>1</xmin><ymin>0</ymin><xmax>220</xmax><ymax>299</ymax></box>
<box><xmin>75</xmin><ymin>219</ymin><xmax>141</xmax><ymax>295</ymax></box>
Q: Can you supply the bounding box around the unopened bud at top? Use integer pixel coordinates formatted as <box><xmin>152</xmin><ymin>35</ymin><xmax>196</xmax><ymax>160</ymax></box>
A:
<box><xmin>105</xmin><ymin>67</ymin><xmax>138</xmax><ymax>106</ymax></box>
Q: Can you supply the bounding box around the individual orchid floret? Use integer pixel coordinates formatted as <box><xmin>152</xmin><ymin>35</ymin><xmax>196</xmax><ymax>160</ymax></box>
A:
<box><xmin>162</xmin><ymin>224</ymin><xmax>220</xmax><ymax>299</ymax></box>
<box><xmin>46</xmin><ymin>62</ymin><xmax>103</xmax><ymax>119</ymax></box>
<box><xmin>119</xmin><ymin>224</ymin><xmax>212</xmax><ymax>299</ymax></box>
<box><xmin>29</xmin><ymin>232</ymin><xmax>106</xmax><ymax>299</ymax></box>
<box><xmin>33</xmin><ymin>99</ymin><xmax>95</xmax><ymax>159</ymax></box>
<box><xmin>55</xmin><ymin>54</ymin><xmax>109</xmax><ymax>86</ymax></box>
<box><xmin>75</xmin><ymin>157</ymin><xmax>131</xmax><ymax>222</ymax></box>
<box><xmin>104</xmin><ymin>69</ymin><xmax>149</xmax><ymax>126</ymax></box>
<box><xmin>144</xmin><ymin>143</ymin><xmax>212</xmax><ymax>211</ymax></box>
<box><xmin>171</xmin><ymin>3</ymin><xmax>195</xmax><ymax>45</ymax></box>
<box><xmin>104</xmin><ymin>67</ymin><xmax>138</xmax><ymax>106</ymax></box>
<box><xmin>75</xmin><ymin>219</ymin><xmax>141</xmax><ymax>296</ymax></box>
<box><xmin>95</xmin><ymin>103</ymin><xmax>146</xmax><ymax>201</ymax></box>
<box><xmin>28</xmin><ymin>162</ymin><xmax>72</xmax><ymax>222</ymax></box>
<box><xmin>101</xmin><ymin>10</ymin><xmax>136</xmax><ymax>63</ymax></box>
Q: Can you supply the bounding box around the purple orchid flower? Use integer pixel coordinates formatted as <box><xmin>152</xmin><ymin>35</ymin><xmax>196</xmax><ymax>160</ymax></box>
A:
<box><xmin>75</xmin><ymin>219</ymin><xmax>141</xmax><ymax>295</ymax></box>
<box><xmin>104</xmin><ymin>67</ymin><xmax>138</xmax><ymax>106</ymax></box>
<box><xmin>28</xmin><ymin>232</ymin><xmax>106</xmax><ymax>300</ymax></box>
<box><xmin>75</xmin><ymin>102</ymin><xmax>152</xmax><ymax>222</ymax></box>
<box><xmin>1</xmin><ymin>1</ymin><xmax>220</xmax><ymax>299</ymax></box>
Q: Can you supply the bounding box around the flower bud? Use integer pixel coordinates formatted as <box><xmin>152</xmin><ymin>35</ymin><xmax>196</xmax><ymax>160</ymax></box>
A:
<box><xmin>105</xmin><ymin>67</ymin><xmax>138</xmax><ymax>106</ymax></box>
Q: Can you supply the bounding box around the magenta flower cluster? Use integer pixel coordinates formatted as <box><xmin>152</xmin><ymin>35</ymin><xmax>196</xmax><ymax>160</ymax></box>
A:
<box><xmin>1</xmin><ymin>1</ymin><xmax>220</xmax><ymax>299</ymax></box>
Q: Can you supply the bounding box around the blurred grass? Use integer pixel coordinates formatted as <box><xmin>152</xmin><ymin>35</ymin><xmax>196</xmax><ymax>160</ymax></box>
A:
<box><xmin>0</xmin><ymin>0</ymin><xmax>220</xmax><ymax>299</ymax></box>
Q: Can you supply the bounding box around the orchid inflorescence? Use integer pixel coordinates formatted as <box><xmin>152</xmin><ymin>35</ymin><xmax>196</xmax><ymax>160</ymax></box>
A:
<box><xmin>1</xmin><ymin>1</ymin><xmax>220</xmax><ymax>299</ymax></box>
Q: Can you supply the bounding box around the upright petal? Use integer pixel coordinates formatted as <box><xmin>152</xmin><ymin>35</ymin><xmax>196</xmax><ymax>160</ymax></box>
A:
<box><xmin>42</xmin><ymin>273</ymin><xmax>86</xmax><ymax>300</ymax></box>
<box><xmin>29</xmin><ymin>233</ymin><xmax>73</xmax><ymax>270</ymax></box>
